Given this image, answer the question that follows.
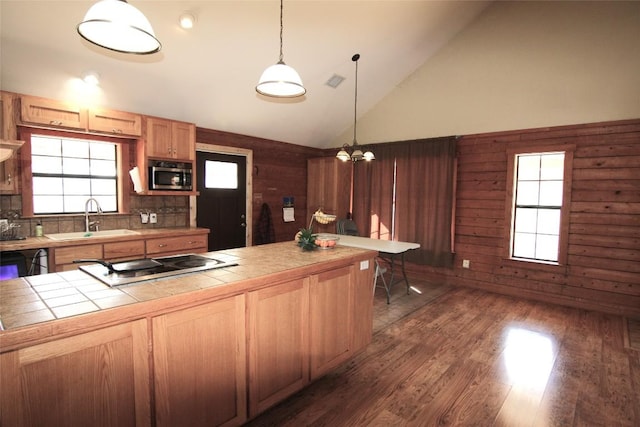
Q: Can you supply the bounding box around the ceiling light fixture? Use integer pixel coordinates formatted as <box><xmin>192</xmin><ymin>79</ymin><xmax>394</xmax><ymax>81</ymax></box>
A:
<box><xmin>337</xmin><ymin>54</ymin><xmax>375</xmax><ymax>162</ymax></box>
<box><xmin>82</xmin><ymin>71</ymin><xmax>100</xmax><ymax>86</ymax></box>
<box><xmin>179</xmin><ymin>13</ymin><xmax>196</xmax><ymax>30</ymax></box>
<box><xmin>256</xmin><ymin>0</ymin><xmax>306</xmax><ymax>98</ymax></box>
<box><xmin>77</xmin><ymin>0</ymin><xmax>161</xmax><ymax>55</ymax></box>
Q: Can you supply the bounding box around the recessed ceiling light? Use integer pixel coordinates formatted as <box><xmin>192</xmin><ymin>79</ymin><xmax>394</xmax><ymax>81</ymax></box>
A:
<box><xmin>179</xmin><ymin>13</ymin><xmax>196</xmax><ymax>29</ymax></box>
<box><xmin>326</xmin><ymin>74</ymin><xmax>345</xmax><ymax>89</ymax></box>
<box><xmin>82</xmin><ymin>71</ymin><xmax>100</xmax><ymax>86</ymax></box>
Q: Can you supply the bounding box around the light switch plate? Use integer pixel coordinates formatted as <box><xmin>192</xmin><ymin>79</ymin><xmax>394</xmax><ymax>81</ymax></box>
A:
<box><xmin>140</xmin><ymin>213</ymin><xmax>149</xmax><ymax>224</ymax></box>
<box><xmin>360</xmin><ymin>260</ymin><xmax>370</xmax><ymax>270</ymax></box>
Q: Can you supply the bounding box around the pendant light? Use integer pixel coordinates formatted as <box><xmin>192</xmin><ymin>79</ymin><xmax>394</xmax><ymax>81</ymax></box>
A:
<box><xmin>256</xmin><ymin>0</ymin><xmax>306</xmax><ymax>98</ymax></box>
<box><xmin>77</xmin><ymin>0</ymin><xmax>161</xmax><ymax>55</ymax></box>
<box><xmin>337</xmin><ymin>54</ymin><xmax>375</xmax><ymax>162</ymax></box>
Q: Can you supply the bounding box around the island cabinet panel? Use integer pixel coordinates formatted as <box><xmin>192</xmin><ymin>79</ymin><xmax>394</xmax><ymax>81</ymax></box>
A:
<box><xmin>153</xmin><ymin>295</ymin><xmax>247</xmax><ymax>427</ymax></box>
<box><xmin>0</xmin><ymin>319</ymin><xmax>151</xmax><ymax>427</ymax></box>
<box><xmin>247</xmin><ymin>278</ymin><xmax>310</xmax><ymax>417</ymax></box>
<box><xmin>309</xmin><ymin>265</ymin><xmax>354</xmax><ymax>379</ymax></box>
<box><xmin>351</xmin><ymin>259</ymin><xmax>375</xmax><ymax>351</ymax></box>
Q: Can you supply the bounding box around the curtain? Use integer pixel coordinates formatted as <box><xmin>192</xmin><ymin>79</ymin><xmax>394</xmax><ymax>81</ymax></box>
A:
<box><xmin>352</xmin><ymin>137</ymin><xmax>457</xmax><ymax>267</ymax></box>
<box><xmin>395</xmin><ymin>137</ymin><xmax>456</xmax><ymax>267</ymax></box>
<box><xmin>352</xmin><ymin>144</ymin><xmax>395</xmax><ymax>239</ymax></box>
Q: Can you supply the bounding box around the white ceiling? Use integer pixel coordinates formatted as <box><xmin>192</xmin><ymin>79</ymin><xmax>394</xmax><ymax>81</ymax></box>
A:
<box><xmin>0</xmin><ymin>1</ymin><xmax>491</xmax><ymax>149</ymax></box>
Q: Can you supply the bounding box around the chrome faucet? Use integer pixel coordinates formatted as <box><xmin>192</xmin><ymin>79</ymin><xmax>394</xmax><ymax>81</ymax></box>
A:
<box><xmin>84</xmin><ymin>198</ymin><xmax>103</xmax><ymax>233</ymax></box>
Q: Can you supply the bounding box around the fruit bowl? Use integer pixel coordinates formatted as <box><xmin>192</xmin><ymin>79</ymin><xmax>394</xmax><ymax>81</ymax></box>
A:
<box><xmin>313</xmin><ymin>213</ymin><xmax>336</xmax><ymax>225</ymax></box>
<box><xmin>314</xmin><ymin>234</ymin><xmax>339</xmax><ymax>249</ymax></box>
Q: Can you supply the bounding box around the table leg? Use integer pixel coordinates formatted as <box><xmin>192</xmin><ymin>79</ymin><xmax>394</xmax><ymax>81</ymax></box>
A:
<box><xmin>379</xmin><ymin>251</ymin><xmax>412</xmax><ymax>302</ymax></box>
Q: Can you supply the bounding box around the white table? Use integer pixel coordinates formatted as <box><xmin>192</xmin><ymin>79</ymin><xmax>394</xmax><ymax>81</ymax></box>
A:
<box><xmin>331</xmin><ymin>234</ymin><xmax>420</xmax><ymax>303</ymax></box>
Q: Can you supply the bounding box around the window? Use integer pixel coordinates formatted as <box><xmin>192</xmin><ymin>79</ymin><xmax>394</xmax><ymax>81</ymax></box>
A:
<box><xmin>204</xmin><ymin>160</ymin><xmax>238</xmax><ymax>189</ymax></box>
<box><xmin>30</xmin><ymin>134</ymin><xmax>118</xmax><ymax>214</ymax></box>
<box><xmin>506</xmin><ymin>145</ymin><xmax>574</xmax><ymax>264</ymax></box>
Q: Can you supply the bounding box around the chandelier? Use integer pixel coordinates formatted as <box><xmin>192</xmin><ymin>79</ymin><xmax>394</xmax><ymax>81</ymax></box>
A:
<box><xmin>336</xmin><ymin>54</ymin><xmax>374</xmax><ymax>162</ymax></box>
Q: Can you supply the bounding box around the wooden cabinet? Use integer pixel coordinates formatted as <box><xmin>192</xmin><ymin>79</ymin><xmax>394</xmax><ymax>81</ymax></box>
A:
<box><xmin>50</xmin><ymin>243</ymin><xmax>104</xmax><ymax>272</ymax></box>
<box><xmin>19</xmin><ymin>95</ymin><xmax>142</xmax><ymax>137</ymax></box>
<box><xmin>0</xmin><ymin>92</ymin><xmax>21</xmax><ymax>194</ymax></box>
<box><xmin>247</xmin><ymin>278</ymin><xmax>310</xmax><ymax>417</ymax></box>
<box><xmin>153</xmin><ymin>295</ymin><xmax>247</xmax><ymax>427</ymax></box>
<box><xmin>88</xmin><ymin>108</ymin><xmax>142</xmax><ymax>136</ymax></box>
<box><xmin>0</xmin><ymin>320</ymin><xmax>151</xmax><ymax>426</ymax></box>
<box><xmin>309</xmin><ymin>265</ymin><xmax>354</xmax><ymax>379</ymax></box>
<box><xmin>20</xmin><ymin>95</ymin><xmax>87</xmax><ymax>130</ymax></box>
<box><xmin>145</xmin><ymin>234</ymin><xmax>208</xmax><ymax>257</ymax></box>
<box><xmin>48</xmin><ymin>232</ymin><xmax>208</xmax><ymax>272</ymax></box>
<box><xmin>307</xmin><ymin>157</ymin><xmax>352</xmax><ymax>232</ymax></box>
<box><xmin>104</xmin><ymin>240</ymin><xmax>146</xmax><ymax>261</ymax></box>
<box><xmin>145</xmin><ymin>117</ymin><xmax>195</xmax><ymax>161</ymax></box>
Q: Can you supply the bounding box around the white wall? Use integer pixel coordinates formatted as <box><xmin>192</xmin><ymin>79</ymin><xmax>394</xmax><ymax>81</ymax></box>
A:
<box><xmin>334</xmin><ymin>1</ymin><xmax>640</xmax><ymax>147</ymax></box>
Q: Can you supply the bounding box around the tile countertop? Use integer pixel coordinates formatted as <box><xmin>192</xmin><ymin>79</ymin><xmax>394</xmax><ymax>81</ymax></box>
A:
<box><xmin>0</xmin><ymin>227</ymin><xmax>210</xmax><ymax>251</ymax></box>
<box><xmin>0</xmin><ymin>242</ymin><xmax>375</xmax><ymax>337</ymax></box>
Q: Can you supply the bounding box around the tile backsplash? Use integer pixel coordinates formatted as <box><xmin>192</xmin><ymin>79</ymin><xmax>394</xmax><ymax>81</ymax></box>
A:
<box><xmin>0</xmin><ymin>195</ymin><xmax>190</xmax><ymax>238</ymax></box>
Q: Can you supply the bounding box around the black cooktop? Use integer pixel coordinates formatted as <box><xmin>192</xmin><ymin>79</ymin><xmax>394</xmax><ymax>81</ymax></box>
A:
<box><xmin>78</xmin><ymin>254</ymin><xmax>237</xmax><ymax>287</ymax></box>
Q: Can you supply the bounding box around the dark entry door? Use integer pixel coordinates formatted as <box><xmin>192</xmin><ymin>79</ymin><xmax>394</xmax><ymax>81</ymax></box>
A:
<box><xmin>196</xmin><ymin>151</ymin><xmax>247</xmax><ymax>251</ymax></box>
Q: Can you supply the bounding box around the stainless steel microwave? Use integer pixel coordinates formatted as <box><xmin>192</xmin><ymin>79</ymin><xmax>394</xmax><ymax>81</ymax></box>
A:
<box><xmin>149</xmin><ymin>164</ymin><xmax>193</xmax><ymax>191</ymax></box>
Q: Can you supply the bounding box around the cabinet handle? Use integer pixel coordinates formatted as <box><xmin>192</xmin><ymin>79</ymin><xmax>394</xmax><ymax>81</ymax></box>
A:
<box><xmin>158</xmin><ymin>243</ymin><xmax>167</xmax><ymax>248</ymax></box>
<box><xmin>112</xmin><ymin>128</ymin><xmax>123</xmax><ymax>134</ymax></box>
<box><xmin>7</xmin><ymin>173</ymin><xmax>11</xmax><ymax>184</ymax></box>
<box><xmin>50</xmin><ymin>120</ymin><xmax>62</xmax><ymax>125</ymax></box>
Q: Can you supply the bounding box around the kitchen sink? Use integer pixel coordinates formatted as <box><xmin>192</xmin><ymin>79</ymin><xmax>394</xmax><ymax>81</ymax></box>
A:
<box><xmin>46</xmin><ymin>229</ymin><xmax>140</xmax><ymax>241</ymax></box>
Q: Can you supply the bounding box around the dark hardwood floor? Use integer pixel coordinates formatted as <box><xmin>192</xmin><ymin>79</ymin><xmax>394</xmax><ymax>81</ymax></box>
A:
<box><xmin>246</xmin><ymin>277</ymin><xmax>640</xmax><ymax>426</ymax></box>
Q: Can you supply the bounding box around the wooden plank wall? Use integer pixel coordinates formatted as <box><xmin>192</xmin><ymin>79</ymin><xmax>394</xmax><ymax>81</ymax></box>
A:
<box><xmin>407</xmin><ymin>119</ymin><xmax>640</xmax><ymax>317</ymax></box>
<box><xmin>196</xmin><ymin>128</ymin><xmax>323</xmax><ymax>244</ymax></box>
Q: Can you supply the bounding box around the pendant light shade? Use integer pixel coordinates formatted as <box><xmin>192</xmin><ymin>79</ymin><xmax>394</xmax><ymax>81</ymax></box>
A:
<box><xmin>256</xmin><ymin>0</ymin><xmax>306</xmax><ymax>98</ymax></box>
<box><xmin>256</xmin><ymin>61</ymin><xmax>306</xmax><ymax>97</ymax></box>
<box><xmin>77</xmin><ymin>0</ymin><xmax>161</xmax><ymax>55</ymax></box>
<box><xmin>337</xmin><ymin>54</ymin><xmax>374</xmax><ymax>162</ymax></box>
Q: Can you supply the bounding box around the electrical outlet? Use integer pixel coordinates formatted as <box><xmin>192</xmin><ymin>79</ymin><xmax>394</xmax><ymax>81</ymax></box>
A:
<box><xmin>0</xmin><ymin>219</ymin><xmax>8</xmax><ymax>230</ymax></box>
<box><xmin>360</xmin><ymin>260</ymin><xmax>370</xmax><ymax>270</ymax></box>
<box><xmin>462</xmin><ymin>259</ymin><xmax>470</xmax><ymax>269</ymax></box>
<box><xmin>149</xmin><ymin>212</ymin><xmax>157</xmax><ymax>224</ymax></box>
<box><xmin>140</xmin><ymin>213</ymin><xmax>149</xmax><ymax>224</ymax></box>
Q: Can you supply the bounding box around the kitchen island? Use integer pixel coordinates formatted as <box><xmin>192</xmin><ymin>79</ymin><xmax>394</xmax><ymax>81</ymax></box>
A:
<box><xmin>0</xmin><ymin>242</ymin><xmax>376</xmax><ymax>426</ymax></box>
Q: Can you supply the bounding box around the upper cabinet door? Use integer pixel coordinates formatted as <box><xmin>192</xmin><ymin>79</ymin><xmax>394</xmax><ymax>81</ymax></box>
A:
<box><xmin>88</xmin><ymin>108</ymin><xmax>142</xmax><ymax>137</ymax></box>
<box><xmin>171</xmin><ymin>121</ymin><xmax>195</xmax><ymax>161</ymax></box>
<box><xmin>146</xmin><ymin>117</ymin><xmax>195</xmax><ymax>161</ymax></box>
<box><xmin>20</xmin><ymin>95</ymin><xmax>87</xmax><ymax>130</ymax></box>
<box><xmin>146</xmin><ymin>117</ymin><xmax>174</xmax><ymax>159</ymax></box>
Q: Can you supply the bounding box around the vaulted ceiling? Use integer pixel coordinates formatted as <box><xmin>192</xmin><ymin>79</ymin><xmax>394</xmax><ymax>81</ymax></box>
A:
<box><xmin>0</xmin><ymin>1</ymin><xmax>491</xmax><ymax>148</ymax></box>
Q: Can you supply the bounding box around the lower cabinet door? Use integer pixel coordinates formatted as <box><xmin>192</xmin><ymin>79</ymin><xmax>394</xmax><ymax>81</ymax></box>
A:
<box><xmin>309</xmin><ymin>266</ymin><xmax>354</xmax><ymax>379</ymax></box>
<box><xmin>0</xmin><ymin>320</ymin><xmax>151</xmax><ymax>427</ymax></box>
<box><xmin>247</xmin><ymin>278</ymin><xmax>309</xmax><ymax>417</ymax></box>
<box><xmin>152</xmin><ymin>295</ymin><xmax>247</xmax><ymax>427</ymax></box>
